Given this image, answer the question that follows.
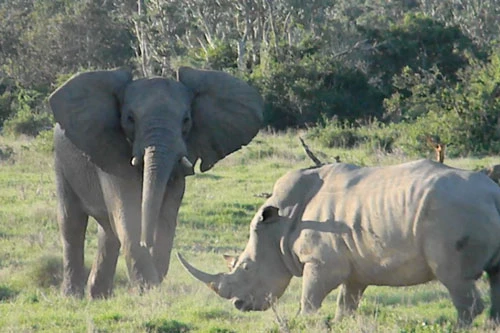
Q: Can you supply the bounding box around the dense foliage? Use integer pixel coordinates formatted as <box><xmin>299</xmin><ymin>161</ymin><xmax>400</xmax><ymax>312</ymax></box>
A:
<box><xmin>1</xmin><ymin>0</ymin><xmax>500</xmax><ymax>156</ymax></box>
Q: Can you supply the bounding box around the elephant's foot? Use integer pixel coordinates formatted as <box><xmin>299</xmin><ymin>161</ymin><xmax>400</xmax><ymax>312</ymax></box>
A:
<box><xmin>125</xmin><ymin>244</ymin><xmax>161</xmax><ymax>289</ymax></box>
<box><xmin>61</xmin><ymin>279</ymin><xmax>85</xmax><ymax>298</ymax></box>
<box><xmin>87</xmin><ymin>270</ymin><xmax>114</xmax><ymax>299</ymax></box>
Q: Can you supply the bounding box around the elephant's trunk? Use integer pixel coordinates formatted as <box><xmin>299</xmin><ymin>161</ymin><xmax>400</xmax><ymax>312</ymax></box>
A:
<box><xmin>140</xmin><ymin>144</ymin><xmax>175</xmax><ymax>248</ymax></box>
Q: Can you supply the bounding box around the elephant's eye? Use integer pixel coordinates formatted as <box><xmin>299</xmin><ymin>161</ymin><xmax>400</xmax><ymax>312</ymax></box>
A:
<box><xmin>127</xmin><ymin>114</ymin><xmax>135</xmax><ymax>124</ymax></box>
<box><xmin>182</xmin><ymin>117</ymin><xmax>191</xmax><ymax>135</ymax></box>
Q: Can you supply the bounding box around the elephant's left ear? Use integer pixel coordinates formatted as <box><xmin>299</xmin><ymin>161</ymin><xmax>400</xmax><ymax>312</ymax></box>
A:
<box><xmin>177</xmin><ymin>67</ymin><xmax>263</xmax><ymax>172</ymax></box>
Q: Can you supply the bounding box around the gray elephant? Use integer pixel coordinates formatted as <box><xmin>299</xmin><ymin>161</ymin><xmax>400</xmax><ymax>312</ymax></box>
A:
<box><xmin>49</xmin><ymin>67</ymin><xmax>263</xmax><ymax>298</ymax></box>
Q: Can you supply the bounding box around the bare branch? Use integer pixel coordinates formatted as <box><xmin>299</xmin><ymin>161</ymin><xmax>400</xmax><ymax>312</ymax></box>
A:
<box><xmin>299</xmin><ymin>137</ymin><xmax>324</xmax><ymax>167</ymax></box>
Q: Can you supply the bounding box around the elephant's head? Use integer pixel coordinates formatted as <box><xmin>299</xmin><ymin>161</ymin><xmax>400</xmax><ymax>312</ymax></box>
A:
<box><xmin>49</xmin><ymin>67</ymin><xmax>263</xmax><ymax>248</ymax></box>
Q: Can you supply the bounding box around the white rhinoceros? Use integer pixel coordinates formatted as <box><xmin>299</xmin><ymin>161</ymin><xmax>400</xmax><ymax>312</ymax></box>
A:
<box><xmin>178</xmin><ymin>159</ymin><xmax>500</xmax><ymax>325</ymax></box>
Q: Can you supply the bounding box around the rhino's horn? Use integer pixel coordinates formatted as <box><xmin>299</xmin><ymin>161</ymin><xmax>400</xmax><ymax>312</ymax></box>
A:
<box><xmin>176</xmin><ymin>252</ymin><xmax>225</xmax><ymax>296</ymax></box>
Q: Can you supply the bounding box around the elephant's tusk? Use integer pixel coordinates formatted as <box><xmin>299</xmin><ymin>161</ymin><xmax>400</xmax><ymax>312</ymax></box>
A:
<box><xmin>181</xmin><ymin>156</ymin><xmax>193</xmax><ymax>169</ymax></box>
<box><xmin>131</xmin><ymin>156</ymin><xmax>141</xmax><ymax>167</ymax></box>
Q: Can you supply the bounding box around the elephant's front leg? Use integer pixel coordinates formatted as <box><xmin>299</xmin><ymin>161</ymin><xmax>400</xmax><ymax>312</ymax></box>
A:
<box><xmin>153</xmin><ymin>176</ymin><xmax>186</xmax><ymax>280</ymax></box>
<box><xmin>87</xmin><ymin>223</ymin><xmax>121</xmax><ymax>298</ymax></box>
<box><xmin>98</xmin><ymin>172</ymin><xmax>160</xmax><ymax>289</ymax></box>
<box><xmin>56</xmin><ymin>177</ymin><xmax>89</xmax><ymax>297</ymax></box>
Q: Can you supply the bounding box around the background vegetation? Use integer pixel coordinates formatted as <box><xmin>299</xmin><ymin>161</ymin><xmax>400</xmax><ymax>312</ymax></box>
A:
<box><xmin>1</xmin><ymin>0</ymin><xmax>500</xmax><ymax>156</ymax></box>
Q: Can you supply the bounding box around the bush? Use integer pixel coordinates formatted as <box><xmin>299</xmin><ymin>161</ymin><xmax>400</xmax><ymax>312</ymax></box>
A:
<box><xmin>0</xmin><ymin>90</ymin><xmax>15</xmax><ymax>125</ymax></box>
<box><xmin>30</xmin><ymin>129</ymin><xmax>54</xmax><ymax>153</ymax></box>
<box><xmin>308</xmin><ymin>120</ymin><xmax>367</xmax><ymax>148</ymax></box>
<box><xmin>0</xmin><ymin>285</ymin><xmax>18</xmax><ymax>301</ymax></box>
<box><xmin>0</xmin><ymin>144</ymin><xmax>14</xmax><ymax>161</ymax></box>
<box><xmin>363</xmin><ymin>13</ymin><xmax>483</xmax><ymax>96</ymax></box>
<box><xmin>2</xmin><ymin>88</ymin><xmax>53</xmax><ymax>137</ymax></box>
<box><xmin>30</xmin><ymin>255</ymin><xmax>63</xmax><ymax>288</ymax></box>
<box><xmin>3</xmin><ymin>108</ymin><xmax>53</xmax><ymax>137</ymax></box>
<box><xmin>308</xmin><ymin>117</ymin><xmax>453</xmax><ymax>159</ymax></box>
<box><xmin>144</xmin><ymin>319</ymin><xmax>191</xmax><ymax>333</ymax></box>
<box><xmin>250</xmin><ymin>38</ymin><xmax>385</xmax><ymax>129</ymax></box>
<box><xmin>383</xmin><ymin>48</ymin><xmax>500</xmax><ymax>156</ymax></box>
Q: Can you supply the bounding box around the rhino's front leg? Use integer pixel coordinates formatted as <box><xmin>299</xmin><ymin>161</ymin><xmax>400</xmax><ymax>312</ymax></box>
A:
<box><xmin>300</xmin><ymin>262</ymin><xmax>345</xmax><ymax>314</ymax></box>
<box><xmin>334</xmin><ymin>281</ymin><xmax>367</xmax><ymax>321</ymax></box>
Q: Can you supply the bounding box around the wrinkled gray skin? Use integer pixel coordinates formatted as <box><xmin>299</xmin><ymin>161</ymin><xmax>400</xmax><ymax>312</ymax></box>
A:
<box><xmin>49</xmin><ymin>67</ymin><xmax>263</xmax><ymax>298</ymax></box>
<box><xmin>179</xmin><ymin>160</ymin><xmax>500</xmax><ymax>326</ymax></box>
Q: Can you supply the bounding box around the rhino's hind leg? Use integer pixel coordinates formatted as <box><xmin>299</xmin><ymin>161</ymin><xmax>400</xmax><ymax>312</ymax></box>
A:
<box><xmin>442</xmin><ymin>279</ymin><xmax>484</xmax><ymax>326</ymax></box>
<box><xmin>334</xmin><ymin>281</ymin><xmax>367</xmax><ymax>321</ymax></box>
<box><xmin>487</xmin><ymin>267</ymin><xmax>500</xmax><ymax>322</ymax></box>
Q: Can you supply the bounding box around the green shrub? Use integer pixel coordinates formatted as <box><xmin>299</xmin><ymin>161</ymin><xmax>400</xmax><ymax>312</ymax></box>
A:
<box><xmin>30</xmin><ymin>129</ymin><xmax>54</xmax><ymax>153</ymax></box>
<box><xmin>3</xmin><ymin>108</ymin><xmax>53</xmax><ymax>137</ymax></box>
<box><xmin>0</xmin><ymin>285</ymin><xmax>18</xmax><ymax>301</ymax></box>
<box><xmin>383</xmin><ymin>48</ymin><xmax>500</xmax><ymax>156</ymax></box>
<box><xmin>364</xmin><ymin>13</ymin><xmax>483</xmax><ymax>96</ymax></box>
<box><xmin>144</xmin><ymin>319</ymin><xmax>191</xmax><ymax>333</ymax></box>
<box><xmin>250</xmin><ymin>39</ymin><xmax>385</xmax><ymax>129</ymax></box>
<box><xmin>206</xmin><ymin>328</ymin><xmax>235</xmax><ymax>333</ymax></box>
<box><xmin>0</xmin><ymin>90</ymin><xmax>15</xmax><ymax>125</ymax></box>
<box><xmin>307</xmin><ymin>119</ymin><xmax>367</xmax><ymax>148</ymax></box>
<box><xmin>2</xmin><ymin>88</ymin><xmax>53</xmax><ymax>137</ymax></box>
<box><xmin>30</xmin><ymin>254</ymin><xmax>63</xmax><ymax>288</ymax></box>
<box><xmin>0</xmin><ymin>144</ymin><xmax>14</xmax><ymax>161</ymax></box>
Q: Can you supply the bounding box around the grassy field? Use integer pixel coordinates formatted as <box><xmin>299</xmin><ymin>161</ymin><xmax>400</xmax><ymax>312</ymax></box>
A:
<box><xmin>1</xmin><ymin>130</ymin><xmax>500</xmax><ymax>332</ymax></box>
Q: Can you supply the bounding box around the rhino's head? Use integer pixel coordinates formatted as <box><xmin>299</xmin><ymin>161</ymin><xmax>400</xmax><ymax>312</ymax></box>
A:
<box><xmin>178</xmin><ymin>205</ymin><xmax>303</xmax><ymax>311</ymax></box>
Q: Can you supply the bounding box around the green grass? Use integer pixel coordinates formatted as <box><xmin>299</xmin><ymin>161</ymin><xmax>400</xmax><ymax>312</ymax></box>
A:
<box><xmin>1</xmin><ymin>131</ymin><xmax>500</xmax><ymax>332</ymax></box>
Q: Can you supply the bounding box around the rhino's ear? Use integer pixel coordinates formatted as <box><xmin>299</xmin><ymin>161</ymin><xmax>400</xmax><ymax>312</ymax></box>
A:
<box><xmin>223</xmin><ymin>254</ymin><xmax>237</xmax><ymax>271</ymax></box>
<box><xmin>258</xmin><ymin>206</ymin><xmax>280</xmax><ymax>223</ymax></box>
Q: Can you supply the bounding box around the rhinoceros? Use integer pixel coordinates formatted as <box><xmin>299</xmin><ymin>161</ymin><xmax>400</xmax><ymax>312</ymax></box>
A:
<box><xmin>178</xmin><ymin>159</ymin><xmax>500</xmax><ymax>325</ymax></box>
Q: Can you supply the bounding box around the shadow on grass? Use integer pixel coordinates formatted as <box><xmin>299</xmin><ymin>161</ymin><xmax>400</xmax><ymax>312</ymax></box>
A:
<box><xmin>0</xmin><ymin>285</ymin><xmax>19</xmax><ymax>301</ymax></box>
<box><xmin>194</xmin><ymin>173</ymin><xmax>223</xmax><ymax>180</ymax></box>
<box><xmin>30</xmin><ymin>254</ymin><xmax>64</xmax><ymax>288</ymax></box>
<box><xmin>364</xmin><ymin>286</ymin><xmax>449</xmax><ymax>307</ymax></box>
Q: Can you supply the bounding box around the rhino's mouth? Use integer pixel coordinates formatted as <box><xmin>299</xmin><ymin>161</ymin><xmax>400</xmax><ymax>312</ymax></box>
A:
<box><xmin>232</xmin><ymin>298</ymin><xmax>270</xmax><ymax>312</ymax></box>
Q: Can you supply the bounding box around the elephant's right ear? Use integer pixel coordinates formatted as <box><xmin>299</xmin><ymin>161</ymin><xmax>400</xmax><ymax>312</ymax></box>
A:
<box><xmin>49</xmin><ymin>70</ymin><xmax>133</xmax><ymax>175</ymax></box>
<box><xmin>177</xmin><ymin>67</ymin><xmax>263</xmax><ymax>172</ymax></box>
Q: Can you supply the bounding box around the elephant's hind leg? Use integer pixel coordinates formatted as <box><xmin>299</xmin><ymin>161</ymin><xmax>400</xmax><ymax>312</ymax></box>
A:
<box><xmin>487</xmin><ymin>266</ymin><xmax>500</xmax><ymax>323</ymax></box>
<box><xmin>57</xmin><ymin>178</ymin><xmax>89</xmax><ymax>297</ymax></box>
<box><xmin>87</xmin><ymin>222</ymin><xmax>120</xmax><ymax>298</ymax></box>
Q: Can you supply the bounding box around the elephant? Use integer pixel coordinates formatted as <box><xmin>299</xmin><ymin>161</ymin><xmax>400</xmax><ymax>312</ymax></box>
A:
<box><xmin>48</xmin><ymin>67</ymin><xmax>263</xmax><ymax>298</ymax></box>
